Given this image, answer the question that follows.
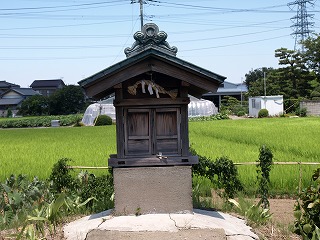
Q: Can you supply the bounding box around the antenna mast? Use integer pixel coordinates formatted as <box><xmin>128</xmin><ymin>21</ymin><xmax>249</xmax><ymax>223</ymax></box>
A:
<box><xmin>288</xmin><ymin>0</ymin><xmax>315</xmax><ymax>52</ymax></box>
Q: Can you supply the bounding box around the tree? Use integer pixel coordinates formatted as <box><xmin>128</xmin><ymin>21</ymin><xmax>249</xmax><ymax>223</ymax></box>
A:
<box><xmin>244</xmin><ymin>67</ymin><xmax>277</xmax><ymax>97</ymax></box>
<box><xmin>18</xmin><ymin>95</ymin><xmax>49</xmax><ymax>116</ymax></box>
<box><xmin>49</xmin><ymin>85</ymin><xmax>86</xmax><ymax>115</ymax></box>
<box><xmin>275</xmin><ymin>47</ymin><xmax>313</xmax><ymax>99</ymax></box>
<box><xmin>303</xmin><ymin>34</ymin><xmax>320</xmax><ymax>77</ymax></box>
<box><xmin>302</xmin><ymin>34</ymin><xmax>320</xmax><ymax>99</ymax></box>
<box><xmin>245</xmin><ymin>47</ymin><xmax>315</xmax><ymax>101</ymax></box>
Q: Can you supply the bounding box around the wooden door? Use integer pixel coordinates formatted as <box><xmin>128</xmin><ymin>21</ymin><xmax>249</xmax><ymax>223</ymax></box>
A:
<box><xmin>124</xmin><ymin>107</ymin><xmax>181</xmax><ymax>157</ymax></box>
<box><xmin>155</xmin><ymin>108</ymin><xmax>181</xmax><ymax>155</ymax></box>
<box><xmin>125</xmin><ymin>109</ymin><xmax>151</xmax><ymax>156</ymax></box>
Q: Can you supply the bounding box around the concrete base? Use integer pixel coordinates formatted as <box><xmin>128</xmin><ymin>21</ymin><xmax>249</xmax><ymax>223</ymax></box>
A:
<box><xmin>113</xmin><ymin>166</ymin><xmax>192</xmax><ymax>215</ymax></box>
<box><xmin>63</xmin><ymin>209</ymin><xmax>259</xmax><ymax>240</ymax></box>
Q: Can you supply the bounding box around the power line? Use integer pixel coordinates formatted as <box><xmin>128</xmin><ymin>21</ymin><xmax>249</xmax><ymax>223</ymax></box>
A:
<box><xmin>0</xmin><ymin>27</ymin><xmax>289</xmax><ymax>50</ymax></box>
<box><xmin>173</xmin><ymin>27</ymin><xmax>289</xmax><ymax>43</ymax></box>
<box><xmin>181</xmin><ymin>34</ymin><xmax>289</xmax><ymax>52</ymax></box>
<box><xmin>0</xmin><ymin>18</ymin><xmax>289</xmax><ymax>38</ymax></box>
<box><xmin>152</xmin><ymin>1</ymin><xmax>291</xmax><ymax>13</ymax></box>
<box><xmin>0</xmin><ymin>1</ymin><xmax>127</xmax><ymax>11</ymax></box>
<box><xmin>0</xmin><ymin>19</ymin><xmax>133</xmax><ymax>31</ymax></box>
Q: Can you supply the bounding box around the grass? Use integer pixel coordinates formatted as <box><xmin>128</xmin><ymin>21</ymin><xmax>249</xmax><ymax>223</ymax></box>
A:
<box><xmin>1</xmin><ymin>117</ymin><xmax>319</xmax><ymax>195</ymax></box>
<box><xmin>0</xmin><ymin>126</ymin><xmax>116</xmax><ymax>180</ymax></box>
<box><xmin>189</xmin><ymin>117</ymin><xmax>320</xmax><ymax>195</ymax></box>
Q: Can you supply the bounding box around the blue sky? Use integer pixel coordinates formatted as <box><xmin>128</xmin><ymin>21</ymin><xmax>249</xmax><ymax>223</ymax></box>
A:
<box><xmin>1</xmin><ymin>0</ymin><xmax>320</xmax><ymax>87</ymax></box>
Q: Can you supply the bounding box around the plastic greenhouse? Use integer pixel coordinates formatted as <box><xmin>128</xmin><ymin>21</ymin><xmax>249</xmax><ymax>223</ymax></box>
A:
<box><xmin>81</xmin><ymin>96</ymin><xmax>218</xmax><ymax>126</ymax></box>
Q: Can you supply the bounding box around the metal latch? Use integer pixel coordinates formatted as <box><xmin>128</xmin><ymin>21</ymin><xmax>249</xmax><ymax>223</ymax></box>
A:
<box><xmin>156</xmin><ymin>152</ymin><xmax>168</xmax><ymax>160</ymax></box>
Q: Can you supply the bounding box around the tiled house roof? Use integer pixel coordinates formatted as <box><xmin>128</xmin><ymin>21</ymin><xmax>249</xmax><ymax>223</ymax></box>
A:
<box><xmin>30</xmin><ymin>79</ymin><xmax>65</xmax><ymax>88</ymax></box>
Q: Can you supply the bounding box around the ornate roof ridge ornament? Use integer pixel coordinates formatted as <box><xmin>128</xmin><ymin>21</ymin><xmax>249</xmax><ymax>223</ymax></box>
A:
<box><xmin>124</xmin><ymin>23</ymin><xmax>178</xmax><ymax>58</ymax></box>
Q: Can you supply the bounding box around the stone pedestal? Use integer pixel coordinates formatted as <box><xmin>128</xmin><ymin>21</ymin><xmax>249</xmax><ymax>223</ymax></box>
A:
<box><xmin>113</xmin><ymin>166</ymin><xmax>192</xmax><ymax>215</ymax></box>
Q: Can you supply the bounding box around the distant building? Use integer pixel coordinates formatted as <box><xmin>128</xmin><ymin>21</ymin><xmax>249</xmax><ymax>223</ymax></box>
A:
<box><xmin>248</xmin><ymin>95</ymin><xmax>284</xmax><ymax>117</ymax></box>
<box><xmin>0</xmin><ymin>88</ymin><xmax>39</xmax><ymax>117</ymax></box>
<box><xmin>0</xmin><ymin>81</ymin><xmax>20</xmax><ymax>96</ymax></box>
<box><xmin>30</xmin><ymin>79</ymin><xmax>65</xmax><ymax>97</ymax></box>
<box><xmin>202</xmin><ymin>81</ymin><xmax>248</xmax><ymax>109</ymax></box>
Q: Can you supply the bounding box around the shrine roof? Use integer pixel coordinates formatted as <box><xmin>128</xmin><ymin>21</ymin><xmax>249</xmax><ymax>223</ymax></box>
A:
<box><xmin>78</xmin><ymin>23</ymin><xmax>226</xmax><ymax>99</ymax></box>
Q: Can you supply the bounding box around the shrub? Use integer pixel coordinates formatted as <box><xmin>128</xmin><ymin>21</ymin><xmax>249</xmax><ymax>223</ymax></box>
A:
<box><xmin>258</xmin><ymin>109</ymin><xmax>269</xmax><ymax>118</ymax></box>
<box><xmin>229</xmin><ymin>198</ymin><xmax>272</xmax><ymax>227</ymax></box>
<box><xmin>220</xmin><ymin>96</ymin><xmax>248</xmax><ymax>115</ymax></box>
<box><xmin>48</xmin><ymin>158</ymin><xmax>76</xmax><ymax>193</ymax></box>
<box><xmin>296</xmin><ymin>107</ymin><xmax>307</xmax><ymax>117</ymax></box>
<box><xmin>256</xmin><ymin>145</ymin><xmax>273</xmax><ymax>209</ymax></box>
<box><xmin>6</xmin><ymin>108</ymin><xmax>12</xmax><ymax>118</ymax></box>
<box><xmin>188</xmin><ymin>113</ymin><xmax>229</xmax><ymax>122</ymax></box>
<box><xmin>94</xmin><ymin>115</ymin><xmax>112</xmax><ymax>126</ymax></box>
<box><xmin>0</xmin><ymin>175</ymin><xmax>50</xmax><ymax>230</ymax></box>
<box><xmin>237</xmin><ymin>111</ymin><xmax>246</xmax><ymax>117</ymax></box>
<box><xmin>0</xmin><ymin>114</ymin><xmax>82</xmax><ymax>128</ymax></box>
<box><xmin>77</xmin><ymin>171</ymin><xmax>114</xmax><ymax>212</ymax></box>
<box><xmin>191</xmin><ymin>148</ymin><xmax>243</xmax><ymax>200</ymax></box>
<box><xmin>294</xmin><ymin>168</ymin><xmax>320</xmax><ymax>239</ymax></box>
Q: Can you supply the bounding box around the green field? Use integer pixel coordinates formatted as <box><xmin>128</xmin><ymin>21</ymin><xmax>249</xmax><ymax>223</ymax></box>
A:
<box><xmin>189</xmin><ymin>117</ymin><xmax>320</xmax><ymax>195</ymax></box>
<box><xmin>1</xmin><ymin>117</ymin><xmax>319</xmax><ymax>195</ymax></box>
<box><xmin>0</xmin><ymin>126</ymin><xmax>116</xmax><ymax>180</ymax></box>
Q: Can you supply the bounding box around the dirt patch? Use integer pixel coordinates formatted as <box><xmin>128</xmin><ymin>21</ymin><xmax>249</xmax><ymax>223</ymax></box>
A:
<box><xmin>269</xmin><ymin>198</ymin><xmax>296</xmax><ymax>226</ymax></box>
<box><xmin>254</xmin><ymin>198</ymin><xmax>300</xmax><ymax>239</ymax></box>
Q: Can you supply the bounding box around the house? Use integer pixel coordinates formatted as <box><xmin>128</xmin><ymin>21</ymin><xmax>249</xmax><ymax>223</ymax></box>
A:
<box><xmin>248</xmin><ymin>95</ymin><xmax>284</xmax><ymax>117</ymax></box>
<box><xmin>0</xmin><ymin>81</ymin><xmax>20</xmax><ymax>96</ymax></box>
<box><xmin>30</xmin><ymin>79</ymin><xmax>65</xmax><ymax>97</ymax></box>
<box><xmin>0</xmin><ymin>88</ymin><xmax>39</xmax><ymax>117</ymax></box>
<box><xmin>202</xmin><ymin>81</ymin><xmax>248</xmax><ymax>109</ymax></box>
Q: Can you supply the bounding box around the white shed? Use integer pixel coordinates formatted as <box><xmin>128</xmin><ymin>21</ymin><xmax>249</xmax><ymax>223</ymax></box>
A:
<box><xmin>249</xmin><ymin>95</ymin><xmax>284</xmax><ymax>117</ymax></box>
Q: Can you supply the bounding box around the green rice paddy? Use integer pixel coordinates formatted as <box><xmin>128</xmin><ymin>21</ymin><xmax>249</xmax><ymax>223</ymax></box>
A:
<box><xmin>1</xmin><ymin>117</ymin><xmax>319</xmax><ymax>195</ymax></box>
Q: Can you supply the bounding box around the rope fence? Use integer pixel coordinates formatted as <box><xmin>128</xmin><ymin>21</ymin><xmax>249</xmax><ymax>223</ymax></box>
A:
<box><xmin>234</xmin><ymin>162</ymin><xmax>320</xmax><ymax>166</ymax></box>
<box><xmin>69</xmin><ymin>162</ymin><xmax>320</xmax><ymax>193</ymax></box>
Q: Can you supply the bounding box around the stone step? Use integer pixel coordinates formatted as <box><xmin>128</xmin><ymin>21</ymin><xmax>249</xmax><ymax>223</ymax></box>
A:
<box><xmin>86</xmin><ymin>229</ymin><xmax>227</xmax><ymax>240</ymax></box>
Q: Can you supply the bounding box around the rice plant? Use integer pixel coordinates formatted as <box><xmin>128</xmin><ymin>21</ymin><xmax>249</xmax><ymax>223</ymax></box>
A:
<box><xmin>1</xmin><ymin>117</ymin><xmax>319</xmax><ymax>195</ymax></box>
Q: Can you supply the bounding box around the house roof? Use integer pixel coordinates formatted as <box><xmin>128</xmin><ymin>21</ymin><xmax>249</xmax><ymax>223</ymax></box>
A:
<box><xmin>79</xmin><ymin>23</ymin><xmax>226</xmax><ymax>99</ymax></box>
<box><xmin>1</xmin><ymin>88</ymin><xmax>39</xmax><ymax>97</ymax></box>
<box><xmin>30</xmin><ymin>79</ymin><xmax>65</xmax><ymax>88</ymax></box>
<box><xmin>203</xmin><ymin>81</ymin><xmax>248</xmax><ymax>96</ymax></box>
<box><xmin>249</xmin><ymin>95</ymin><xmax>283</xmax><ymax>99</ymax></box>
<box><xmin>0</xmin><ymin>81</ymin><xmax>20</xmax><ymax>88</ymax></box>
<box><xmin>0</xmin><ymin>98</ymin><xmax>23</xmax><ymax>106</ymax></box>
<box><xmin>12</xmin><ymin>88</ymin><xmax>40</xmax><ymax>96</ymax></box>
<box><xmin>217</xmin><ymin>82</ymin><xmax>248</xmax><ymax>94</ymax></box>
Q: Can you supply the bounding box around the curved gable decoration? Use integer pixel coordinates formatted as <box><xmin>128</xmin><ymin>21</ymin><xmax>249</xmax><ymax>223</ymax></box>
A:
<box><xmin>124</xmin><ymin>23</ymin><xmax>178</xmax><ymax>57</ymax></box>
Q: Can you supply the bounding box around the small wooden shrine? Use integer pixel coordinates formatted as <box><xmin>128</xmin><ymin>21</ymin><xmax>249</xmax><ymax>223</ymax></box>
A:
<box><xmin>79</xmin><ymin>23</ymin><xmax>225</xmax><ymax>167</ymax></box>
<box><xmin>79</xmin><ymin>23</ymin><xmax>226</xmax><ymax>214</ymax></box>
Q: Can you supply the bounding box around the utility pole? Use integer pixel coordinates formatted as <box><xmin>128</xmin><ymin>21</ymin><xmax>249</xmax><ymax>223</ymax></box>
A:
<box><xmin>139</xmin><ymin>0</ymin><xmax>144</xmax><ymax>30</ymax></box>
<box><xmin>263</xmin><ymin>72</ymin><xmax>267</xmax><ymax>109</ymax></box>
<box><xmin>263</xmin><ymin>72</ymin><xmax>266</xmax><ymax>97</ymax></box>
<box><xmin>240</xmin><ymin>77</ymin><xmax>243</xmax><ymax>107</ymax></box>
<box><xmin>131</xmin><ymin>0</ymin><xmax>145</xmax><ymax>30</ymax></box>
<box><xmin>288</xmin><ymin>0</ymin><xmax>315</xmax><ymax>52</ymax></box>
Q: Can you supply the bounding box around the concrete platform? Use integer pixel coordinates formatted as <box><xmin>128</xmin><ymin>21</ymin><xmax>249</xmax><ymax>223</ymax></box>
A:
<box><xmin>64</xmin><ymin>209</ymin><xmax>259</xmax><ymax>240</ymax></box>
<box><xmin>113</xmin><ymin>166</ymin><xmax>193</xmax><ymax>215</ymax></box>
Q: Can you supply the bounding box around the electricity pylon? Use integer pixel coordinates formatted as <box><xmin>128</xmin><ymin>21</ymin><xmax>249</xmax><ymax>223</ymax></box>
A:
<box><xmin>288</xmin><ymin>0</ymin><xmax>315</xmax><ymax>52</ymax></box>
